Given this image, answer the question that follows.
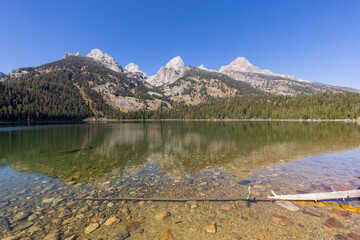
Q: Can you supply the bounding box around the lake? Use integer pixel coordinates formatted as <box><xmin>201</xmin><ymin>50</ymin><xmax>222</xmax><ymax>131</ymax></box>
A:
<box><xmin>1</xmin><ymin>122</ymin><xmax>360</xmax><ymax>239</ymax></box>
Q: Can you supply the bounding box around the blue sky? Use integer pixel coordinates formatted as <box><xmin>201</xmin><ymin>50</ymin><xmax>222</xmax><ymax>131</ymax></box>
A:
<box><xmin>1</xmin><ymin>0</ymin><xmax>359</xmax><ymax>88</ymax></box>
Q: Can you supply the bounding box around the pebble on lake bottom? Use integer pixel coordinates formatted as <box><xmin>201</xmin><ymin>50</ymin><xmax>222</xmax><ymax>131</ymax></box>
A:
<box><xmin>205</xmin><ymin>224</ymin><xmax>217</xmax><ymax>233</ymax></box>
<box><xmin>275</xmin><ymin>200</ymin><xmax>299</xmax><ymax>212</ymax></box>
<box><xmin>126</xmin><ymin>221</ymin><xmax>141</xmax><ymax>232</ymax></box>
<box><xmin>155</xmin><ymin>210</ymin><xmax>171</xmax><ymax>220</ymax></box>
<box><xmin>272</xmin><ymin>214</ymin><xmax>292</xmax><ymax>226</ymax></box>
<box><xmin>161</xmin><ymin>229</ymin><xmax>173</xmax><ymax>240</ymax></box>
<box><xmin>104</xmin><ymin>216</ymin><xmax>120</xmax><ymax>226</ymax></box>
<box><xmin>323</xmin><ymin>218</ymin><xmax>345</xmax><ymax>228</ymax></box>
<box><xmin>84</xmin><ymin>223</ymin><xmax>99</xmax><ymax>234</ymax></box>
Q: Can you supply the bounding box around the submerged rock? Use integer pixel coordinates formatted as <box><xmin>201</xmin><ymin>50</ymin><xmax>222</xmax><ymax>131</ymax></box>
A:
<box><xmin>42</xmin><ymin>198</ymin><xmax>55</xmax><ymax>204</ymax></box>
<box><xmin>2</xmin><ymin>237</ymin><xmax>18</xmax><ymax>240</ymax></box>
<box><xmin>323</xmin><ymin>217</ymin><xmax>344</xmax><ymax>228</ymax></box>
<box><xmin>275</xmin><ymin>201</ymin><xmax>299</xmax><ymax>212</ymax></box>
<box><xmin>205</xmin><ymin>224</ymin><xmax>217</xmax><ymax>233</ymax></box>
<box><xmin>272</xmin><ymin>214</ymin><xmax>292</xmax><ymax>226</ymax></box>
<box><xmin>121</xmin><ymin>207</ymin><xmax>131</xmax><ymax>215</ymax></box>
<box><xmin>12</xmin><ymin>211</ymin><xmax>31</xmax><ymax>222</ymax></box>
<box><xmin>27</xmin><ymin>213</ymin><xmax>39</xmax><ymax>221</ymax></box>
<box><xmin>84</xmin><ymin>223</ymin><xmax>99</xmax><ymax>234</ymax></box>
<box><xmin>43</xmin><ymin>232</ymin><xmax>60</xmax><ymax>240</ymax></box>
<box><xmin>115</xmin><ymin>231</ymin><xmax>130</xmax><ymax>240</ymax></box>
<box><xmin>220</xmin><ymin>204</ymin><xmax>233</xmax><ymax>211</ymax></box>
<box><xmin>104</xmin><ymin>216</ymin><xmax>120</xmax><ymax>226</ymax></box>
<box><xmin>332</xmin><ymin>209</ymin><xmax>351</xmax><ymax>219</ymax></box>
<box><xmin>348</xmin><ymin>233</ymin><xmax>360</xmax><ymax>240</ymax></box>
<box><xmin>64</xmin><ymin>235</ymin><xmax>77</xmax><ymax>240</ymax></box>
<box><xmin>0</xmin><ymin>217</ymin><xmax>11</xmax><ymax>231</ymax></box>
<box><xmin>302</xmin><ymin>208</ymin><xmax>323</xmax><ymax>218</ymax></box>
<box><xmin>334</xmin><ymin>234</ymin><xmax>349</xmax><ymax>240</ymax></box>
<box><xmin>126</xmin><ymin>221</ymin><xmax>140</xmax><ymax>232</ymax></box>
<box><xmin>162</xmin><ymin>229</ymin><xmax>173</xmax><ymax>239</ymax></box>
<box><xmin>155</xmin><ymin>210</ymin><xmax>171</xmax><ymax>220</ymax></box>
<box><xmin>62</xmin><ymin>217</ymin><xmax>76</xmax><ymax>225</ymax></box>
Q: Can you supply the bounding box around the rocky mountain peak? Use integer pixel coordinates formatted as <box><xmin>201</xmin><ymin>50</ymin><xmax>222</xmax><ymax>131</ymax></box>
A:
<box><xmin>165</xmin><ymin>56</ymin><xmax>184</xmax><ymax>70</ymax></box>
<box><xmin>197</xmin><ymin>65</ymin><xmax>216</xmax><ymax>72</ymax></box>
<box><xmin>124</xmin><ymin>62</ymin><xmax>147</xmax><ymax>80</ymax></box>
<box><xmin>198</xmin><ymin>65</ymin><xmax>207</xmax><ymax>70</ymax></box>
<box><xmin>86</xmin><ymin>48</ymin><xmax>123</xmax><ymax>73</ymax></box>
<box><xmin>63</xmin><ymin>52</ymin><xmax>81</xmax><ymax>59</ymax></box>
<box><xmin>124</xmin><ymin>63</ymin><xmax>141</xmax><ymax>73</ymax></box>
<box><xmin>147</xmin><ymin>56</ymin><xmax>186</xmax><ymax>87</ymax></box>
<box><xmin>219</xmin><ymin>57</ymin><xmax>265</xmax><ymax>73</ymax></box>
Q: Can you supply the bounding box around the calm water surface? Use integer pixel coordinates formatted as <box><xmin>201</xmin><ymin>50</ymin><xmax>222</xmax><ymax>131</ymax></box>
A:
<box><xmin>1</xmin><ymin>122</ymin><xmax>360</xmax><ymax>239</ymax></box>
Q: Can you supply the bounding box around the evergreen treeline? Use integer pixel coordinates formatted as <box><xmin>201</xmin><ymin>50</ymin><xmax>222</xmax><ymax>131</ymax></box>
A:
<box><xmin>111</xmin><ymin>92</ymin><xmax>360</xmax><ymax>120</ymax></box>
<box><xmin>0</xmin><ymin>70</ymin><xmax>92</xmax><ymax>121</ymax></box>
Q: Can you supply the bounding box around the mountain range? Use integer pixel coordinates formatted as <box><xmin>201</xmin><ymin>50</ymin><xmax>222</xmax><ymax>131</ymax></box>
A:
<box><xmin>0</xmin><ymin>48</ymin><xmax>358</xmax><ymax>120</ymax></box>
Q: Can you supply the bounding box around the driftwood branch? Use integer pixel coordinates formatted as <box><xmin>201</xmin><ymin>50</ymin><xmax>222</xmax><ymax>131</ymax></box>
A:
<box><xmin>73</xmin><ymin>189</ymin><xmax>360</xmax><ymax>202</ymax></box>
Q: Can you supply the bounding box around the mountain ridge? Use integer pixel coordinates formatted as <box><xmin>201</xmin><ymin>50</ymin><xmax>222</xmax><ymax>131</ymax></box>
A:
<box><xmin>144</xmin><ymin>55</ymin><xmax>358</xmax><ymax>95</ymax></box>
<box><xmin>1</xmin><ymin>48</ymin><xmax>359</xmax><ymax>121</ymax></box>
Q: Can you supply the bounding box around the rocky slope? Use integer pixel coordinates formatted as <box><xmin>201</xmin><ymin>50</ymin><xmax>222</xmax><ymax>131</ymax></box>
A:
<box><xmin>145</xmin><ymin>56</ymin><xmax>262</xmax><ymax>105</ymax></box>
<box><xmin>148</xmin><ymin>56</ymin><xmax>357</xmax><ymax>95</ymax></box>
<box><xmin>0</xmin><ymin>72</ymin><xmax>5</xmax><ymax>79</ymax></box>
<box><xmin>86</xmin><ymin>48</ymin><xmax>124</xmax><ymax>73</ymax></box>
<box><xmin>157</xmin><ymin>66</ymin><xmax>262</xmax><ymax>105</ymax></box>
<box><xmin>124</xmin><ymin>62</ymin><xmax>147</xmax><ymax>82</ymax></box>
<box><xmin>147</xmin><ymin>56</ymin><xmax>186</xmax><ymax>87</ymax></box>
<box><xmin>2</xmin><ymin>53</ymin><xmax>167</xmax><ymax>116</ymax></box>
<box><xmin>1</xmin><ymin>49</ymin><xmax>358</xmax><ymax>121</ymax></box>
<box><xmin>218</xmin><ymin>57</ymin><xmax>357</xmax><ymax>95</ymax></box>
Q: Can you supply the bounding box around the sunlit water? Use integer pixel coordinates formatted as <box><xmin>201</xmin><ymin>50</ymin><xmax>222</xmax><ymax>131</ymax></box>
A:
<box><xmin>1</xmin><ymin>122</ymin><xmax>360</xmax><ymax>239</ymax></box>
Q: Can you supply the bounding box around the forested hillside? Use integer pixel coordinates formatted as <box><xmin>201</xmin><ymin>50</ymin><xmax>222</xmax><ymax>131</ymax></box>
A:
<box><xmin>0</xmin><ymin>70</ymin><xmax>92</xmax><ymax>120</ymax></box>
<box><xmin>1</xmin><ymin>53</ymin><xmax>360</xmax><ymax>122</ymax></box>
<box><xmin>113</xmin><ymin>92</ymin><xmax>360</xmax><ymax>120</ymax></box>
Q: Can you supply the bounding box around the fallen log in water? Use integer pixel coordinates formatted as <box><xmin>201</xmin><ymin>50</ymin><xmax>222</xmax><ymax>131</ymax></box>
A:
<box><xmin>73</xmin><ymin>188</ymin><xmax>360</xmax><ymax>202</ymax></box>
<box><xmin>268</xmin><ymin>189</ymin><xmax>360</xmax><ymax>201</ymax></box>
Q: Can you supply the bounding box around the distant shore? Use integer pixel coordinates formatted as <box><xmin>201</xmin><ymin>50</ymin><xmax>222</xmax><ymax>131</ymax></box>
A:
<box><xmin>1</xmin><ymin>118</ymin><xmax>359</xmax><ymax>124</ymax></box>
<box><xmin>83</xmin><ymin>118</ymin><xmax>360</xmax><ymax>123</ymax></box>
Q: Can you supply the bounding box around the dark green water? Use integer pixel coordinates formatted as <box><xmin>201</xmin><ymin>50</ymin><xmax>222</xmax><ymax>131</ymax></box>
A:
<box><xmin>1</xmin><ymin>122</ymin><xmax>360</xmax><ymax>184</ymax></box>
<box><xmin>1</xmin><ymin>122</ymin><xmax>360</xmax><ymax>239</ymax></box>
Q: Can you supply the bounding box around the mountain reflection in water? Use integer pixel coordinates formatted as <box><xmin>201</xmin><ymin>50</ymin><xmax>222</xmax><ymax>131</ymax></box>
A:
<box><xmin>0</xmin><ymin>122</ymin><xmax>360</xmax><ymax>184</ymax></box>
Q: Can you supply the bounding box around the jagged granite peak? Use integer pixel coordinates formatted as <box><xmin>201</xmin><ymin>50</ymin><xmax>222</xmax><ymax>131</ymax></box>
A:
<box><xmin>124</xmin><ymin>62</ymin><xmax>147</xmax><ymax>80</ymax></box>
<box><xmin>219</xmin><ymin>57</ymin><xmax>271</xmax><ymax>74</ymax></box>
<box><xmin>63</xmin><ymin>52</ymin><xmax>81</xmax><ymax>59</ymax></box>
<box><xmin>219</xmin><ymin>57</ymin><xmax>307</xmax><ymax>83</ymax></box>
<box><xmin>198</xmin><ymin>65</ymin><xmax>207</xmax><ymax>70</ymax></box>
<box><xmin>86</xmin><ymin>48</ymin><xmax>123</xmax><ymax>73</ymax></box>
<box><xmin>198</xmin><ymin>65</ymin><xmax>216</xmax><ymax>72</ymax></box>
<box><xmin>0</xmin><ymin>72</ymin><xmax>5</xmax><ymax>79</ymax></box>
<box><xmin>165</xmin><ymin>56</ymin><xmax>184</xmax><ymax>70</ymax></box>
<box><xmin>124</xmin><ymin>63</ymin><xmax>141</xmax><ymax>73</ymax></box>
<box><xmin>147</xmin><ymin>56</ymin><xmax>186</xmax><ymax>87</ymax></box>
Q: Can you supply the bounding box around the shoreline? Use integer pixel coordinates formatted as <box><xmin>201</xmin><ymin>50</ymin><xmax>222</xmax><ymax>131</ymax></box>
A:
<box><xmin>1</xmin><ymin>118</ymin><xmax>359</xmax><ymax>124</ymax></box>
<box><xmin>83</xmin><ymin>118</ymin><xmax>360</xmax><ymax>123</ymax></box>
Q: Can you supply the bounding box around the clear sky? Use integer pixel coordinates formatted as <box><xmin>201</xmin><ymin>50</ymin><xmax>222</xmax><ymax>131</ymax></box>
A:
<box><xmin>1</xmin><ymin>0</ymin><xmax>359</xmax><ymax>88</ymax></box>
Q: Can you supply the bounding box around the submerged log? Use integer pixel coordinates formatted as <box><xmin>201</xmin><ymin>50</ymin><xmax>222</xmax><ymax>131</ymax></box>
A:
<box><xmin>73</xmin><ymin>189</ymin><xmax>360</xmax><ymax>202</ymax></box>
<box><xmin>268</xmin><ymin>189</ymin><xmax>360</xmax><ymax>201</ymax></box>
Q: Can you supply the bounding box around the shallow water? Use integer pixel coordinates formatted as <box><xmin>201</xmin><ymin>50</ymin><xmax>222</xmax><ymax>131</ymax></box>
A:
<box><xmin>1</xmin><ymin>122</ymin><xmax>360</xmax><ymax>239</ymax></box>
